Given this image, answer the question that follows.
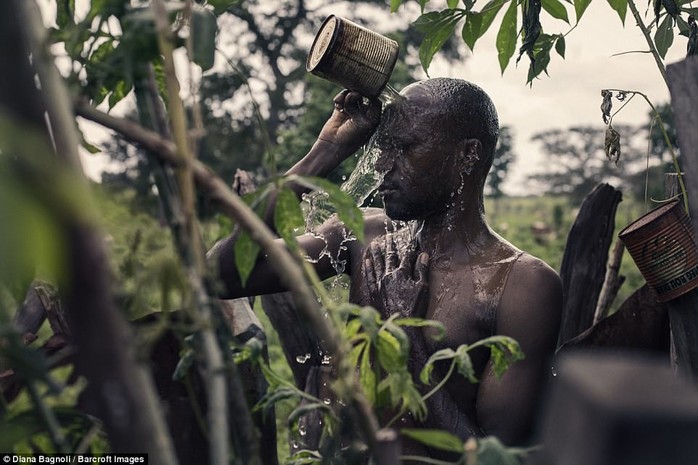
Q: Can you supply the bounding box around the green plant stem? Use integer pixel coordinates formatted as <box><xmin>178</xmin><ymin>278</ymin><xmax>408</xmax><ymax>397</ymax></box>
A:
<box><xmin>150</xmin><ymin>3</ymin><xmax>233</xmax><ymax>464</ymax></box>
<box><xmin>626</xmin><ymin>0</ymin><xmax>669</xmax><ymax>88</ymax></box>
<box><xmin>604</xmin><ymin>88</ymin><xmax>689</xmax><ymax>213</ymax></box>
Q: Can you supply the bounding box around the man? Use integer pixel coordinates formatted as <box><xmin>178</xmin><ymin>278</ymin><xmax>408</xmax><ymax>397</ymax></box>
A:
<box><xmin>213</xmin><ymin>78</ymin><xmax>562</xmax><ymax>450</ymax></box>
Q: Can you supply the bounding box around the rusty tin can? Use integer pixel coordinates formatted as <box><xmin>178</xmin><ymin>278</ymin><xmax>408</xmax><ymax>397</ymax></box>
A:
<box><xmin>619</xmin><ymin>199</ymin><xmax>698</xmax><ymax>302</ymax></box>
<box><xmin>306</xmin><ymin>15</ymin><xmax>399</xmax><ymax>99</ymax></box>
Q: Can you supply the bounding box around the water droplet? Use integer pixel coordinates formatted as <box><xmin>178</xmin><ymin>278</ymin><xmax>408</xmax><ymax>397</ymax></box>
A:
<box><xmin>291</xmin><ymin>440</ymin><xmax>299</xmax><ymax>450</ymax></box>
<box><xmin>342</xmin><ymin>175</ymin><xmax>347</xmax><ymax>181</ymax></box>
<box><xmin>323</xmin><ymin>397</ymin><xmax>332</xmax><ymax>405</ymax></box>
<box><xmin>296</xmin><ymin>353</ymin><xmax>311</xmax><ymax>364</ymax></box>
<box><xmin>321</xmin><ymin>354</ymin><xmax>332</xmax><ymax>365</ymax></box>
<box><xmin>298</xmin><ymin>424</ymin><xmax>307</xmax><ymax>436</ymax></box>
<box><xmin>551</xmin><ymin>366</ymin><xmax>557</xmax><ymax>377</ymax></box>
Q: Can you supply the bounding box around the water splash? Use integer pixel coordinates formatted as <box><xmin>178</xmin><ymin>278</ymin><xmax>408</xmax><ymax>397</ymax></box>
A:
<box><xmin>296</xmin><ymin>353</ymin><xmax>311</xmax><ymax>364</ymax></box>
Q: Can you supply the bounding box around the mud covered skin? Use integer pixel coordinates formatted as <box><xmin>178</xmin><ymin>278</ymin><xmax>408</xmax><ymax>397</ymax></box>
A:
<box><xmin>212</xmin><ymin>78</ymin><xmax>563</xmax><ymax>453</ymax></box>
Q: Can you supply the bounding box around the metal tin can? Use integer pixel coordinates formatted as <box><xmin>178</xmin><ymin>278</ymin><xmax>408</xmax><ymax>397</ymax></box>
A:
<box><xmin>619</xmin><ymin>199</ymin><xmax>698</xmax><ymax>302</ymax></box>
<box><xmin>306</xmin><ymin>15</ymin><xmax>399</xmax><ymax>99</ymax></box>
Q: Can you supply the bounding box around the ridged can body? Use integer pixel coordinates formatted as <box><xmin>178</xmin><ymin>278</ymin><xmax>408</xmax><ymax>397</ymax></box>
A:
<box><xmin>306</xmin><ymin>15</ymin><xmax>399</xmax><ymax>99</ymax></box>
<box><xmin>619</xmin><ymin>199</ymin><xmax>698</xmax><ymax>302</ymax></box>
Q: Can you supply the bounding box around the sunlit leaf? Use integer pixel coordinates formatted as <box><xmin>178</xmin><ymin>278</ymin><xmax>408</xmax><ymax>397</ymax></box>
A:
<box><xmin>654</xmin><ymin>14</ymin><xmax>675</xmax><ymax>58</ymax></box>
<box><xmin>606</xmin><ymin>0</ymin><xmax>628</xmax><ymax>25</ymax></box>
<box><xmin>480</xmin><ymin>336</ymin><xmax>525</xmax><ymax>377</ymax></box>
<box><xmin>420</xmin><ymin>348</ymin><xmax>455</xmax><ymax>384</ymax></box>
<box><xmin>455</xmin><ymin>345</ymin><xmax>478</xmax><ymax>383</ymax></box>
<box><xmin>447</xmin><ymin>0</ymin><xmax>461</xmax><ymax>8</ymax></box>
<box><xmin>191</xmin><ymin>5</ymin><xmax>217</xmax><ymax>71</ymax></box>
<box><xmin>573</xmin><ymin>0</ymin><xmax>592</xmax><ymax>22</ymax></box>
<box><xmin>400</xmin><ymin>428</ymin><xmax>464</xmax><ymax>453</ymax></box>
<box><xmin>496</xmin><ymin>0</ymin><xmax>518</xmax><ymax>73</ymax></box>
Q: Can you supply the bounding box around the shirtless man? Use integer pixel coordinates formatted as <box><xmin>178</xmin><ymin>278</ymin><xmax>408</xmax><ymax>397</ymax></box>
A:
<box><xmin>213</xmin><ymin>78</ymin><xmax>562</xmax><ymax>450</ymax></box>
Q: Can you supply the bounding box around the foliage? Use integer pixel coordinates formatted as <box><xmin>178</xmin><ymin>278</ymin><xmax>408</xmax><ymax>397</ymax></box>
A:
<box><xmin>486</xmin><ymin>125</ymin><xmax>516</xmax><ymax>199</ymax></box>
<box><xmin>390</xmin><ymin>0</ymin><xmax>698</xmax><ymax>84</ymax></box>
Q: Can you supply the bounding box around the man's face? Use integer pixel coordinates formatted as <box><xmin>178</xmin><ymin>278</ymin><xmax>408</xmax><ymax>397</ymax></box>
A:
<box><xmin>374</xmin><ymin>85</ymin><xmax>464</xmax><ymax>221</ymax></box>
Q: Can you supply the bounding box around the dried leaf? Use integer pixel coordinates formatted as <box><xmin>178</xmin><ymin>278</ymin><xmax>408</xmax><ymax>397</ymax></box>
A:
<box><xmin>600</xmin><ymin>90</ymin><xmax>613</xmax><ymax>124</ymax></box>
<box><xmin>604</xmin><ymin>124</ymin><xmax>621</xmax><ymax>165</ymax></box>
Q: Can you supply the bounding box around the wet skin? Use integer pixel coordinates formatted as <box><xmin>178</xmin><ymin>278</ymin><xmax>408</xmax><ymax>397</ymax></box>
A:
<box><xmin>212</xmin><ymin>80</ymin><xmax>562</xmax><ymax>451</ymax></box>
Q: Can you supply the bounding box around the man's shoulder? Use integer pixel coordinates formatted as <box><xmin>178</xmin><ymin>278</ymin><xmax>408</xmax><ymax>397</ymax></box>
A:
<box><xmin>509</xmin><ymin>252</ymin><xmax>561</xmax><ymax>291</ymax></box>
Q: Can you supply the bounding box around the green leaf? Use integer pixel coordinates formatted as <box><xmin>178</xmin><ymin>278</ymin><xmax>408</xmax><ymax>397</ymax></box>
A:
<box><xmin>400</xmin><ymin>428</ymin><xmax>464</xmax><ymax>453</ymax></box>
<box><xmin>420</xmin><ymin>348</ymin><xmax>456</xmax><ymax>384</ymax></box>
<box><xmin>455</xmin><ymin>345</ymin><xmax>478</xmax><ymax>383</ymax></box>
<box><xmin>414</xmin><ymin>10</ymin><xmax>465</xmax><ymax>73</ymax></box>
<box><xmin>496</xmin><ymin>0</ymin><xmax>518</xmax><ymax>73</ymax></box>
<box><xmin>391</xmin><ymin>0</ymin><xmax>405</xmax><ymax>13</ymax></box>
<box><xmin>359</xmin><ymin>341</ymin><xmax>377</xmax><ymax>404</ymax></box>
<box><xmin>191</xmin><ymin>5</ymin><xmax>217</xmax><ymax>71</ymax></box>
<box><xmin>447</xmin><ymin>0</ymin><xmax>461</xmax><ymax>8</ymax></box>
<box><xmin>234</xmin><ymin>229</ymin><xmax>261</xmax><ymax>287</ymax></box>
<box><xmin>462</xmin><ymin>12</ymin><xmax>484</xmax><ymax>51</ymax></box>
<box><xmin>606</xmin><ymin>0</ymin><xmax>628</xmax><ymax>24</ymax></box>
<box><xmin>56</xmin><ymin>0</ymin><xmax>76</xmax><ymax>28</ymax></box>
<box><xmin>376</xmin><ymin>329</ymin><xmax>404</xmax><ymax>372</ymax></box>
<box><xmin>476</xmin><ymin>436</ymin><xmax>531</xmax><ymax>465</ymax></box>
<box><xmin>479</xmin><ymin>335</ymin><xmax>525</xmax><ymax>377</ymax></box>
<box><xmin>207</xmin><ymin>0</ymin><xmax>240</xmax><ymax>14</ymax></box>
<box><xmin>554</xmin><ymin>34</ymin><xmax>566</xmax><ymax>57</ymax></box>
<box><xmin>393</xmin><ymin>317</ymin><xmax>446</xmax><ymax>341</ymax></box>
<box><xmin>542</xmin><ymin>0</ymin><xmax>570</xmax><ymax>23</ymax></box>
<box><xmin>108</xmin><ymin>79</ymin><xmax>132</xmax><ymax>109</ymax></box>
<box><xmin>274</xmin><ymin>187</ymin><xmax>304</xmax><ymax>251</ymax></box>
<box><xmin>654</xmin><ymin>14</ymin><xmax>675</xmax><ymax>58</ymax></box>
<box><xmin>574</xmin><ymin>0</ymin><xmax>593</xmax><ymax>22</ymax></box>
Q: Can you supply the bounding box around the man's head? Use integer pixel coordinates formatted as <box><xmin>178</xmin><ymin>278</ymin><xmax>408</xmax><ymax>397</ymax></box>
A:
<box><xmin>374</xmin><ymin>78</ymin><xmax>499</xmax><ymax>221</ymax></box>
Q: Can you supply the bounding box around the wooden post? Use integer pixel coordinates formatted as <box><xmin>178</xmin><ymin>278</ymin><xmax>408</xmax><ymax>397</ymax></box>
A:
<box><xmin>557</xmin><ymin>183</ymin><xmax>623</xmax><ymax>347</ymax></box>
<box><xmin>664</xmin><ymin>57</ymin><xmax>698</xmax><ymax>382</ymax></box>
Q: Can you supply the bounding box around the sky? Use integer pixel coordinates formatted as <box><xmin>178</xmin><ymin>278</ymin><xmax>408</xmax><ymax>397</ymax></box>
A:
<box><xmin>41</xmin><ymin>0</ymin><xmax>689</xmax><ymax>196</ymax></box>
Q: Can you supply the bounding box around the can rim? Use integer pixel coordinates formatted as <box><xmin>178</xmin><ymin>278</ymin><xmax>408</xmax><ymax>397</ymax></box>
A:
<box><xmin>306</xmin><ymin>15</ymin><xmax>340</xmax><ymax>72</ymax></box>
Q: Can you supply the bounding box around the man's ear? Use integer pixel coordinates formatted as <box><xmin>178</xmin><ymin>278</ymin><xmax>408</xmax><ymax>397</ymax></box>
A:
<box><xmin>460</xmin><ymin>138</ymin><xmax>482</xmax><ymax>175</ymax></box>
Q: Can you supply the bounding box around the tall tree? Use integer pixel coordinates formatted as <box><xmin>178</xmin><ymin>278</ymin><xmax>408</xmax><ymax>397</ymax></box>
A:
<box><xmin>527</xmin><ymin>124</ymin><xmax>651</xmax><ymax>203</ymax></box>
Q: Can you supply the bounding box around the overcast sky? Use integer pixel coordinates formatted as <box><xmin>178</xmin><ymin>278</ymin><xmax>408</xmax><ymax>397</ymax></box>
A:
<box><xmin>49</xmin><ymin>1</ymin><xmax>689</xmax><ymax>195</ymax></box>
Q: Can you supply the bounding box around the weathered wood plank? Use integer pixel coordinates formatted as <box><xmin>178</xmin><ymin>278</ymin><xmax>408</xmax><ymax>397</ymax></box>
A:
<box><xmin>557</xmin><ymin>183</ymin><xmax>623</xmax><ymax>347</ymax></box>
<box><xmin>665</xmin><ymin>56</ymin><xmax>698</xmax><ymax>382</ymax></box>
